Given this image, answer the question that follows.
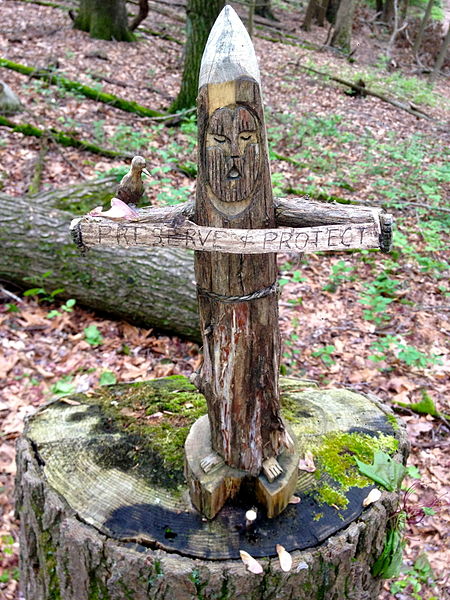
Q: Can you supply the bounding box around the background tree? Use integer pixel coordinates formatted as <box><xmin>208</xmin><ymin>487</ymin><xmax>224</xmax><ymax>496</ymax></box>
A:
<box><xmin>255</xmin><ymin>0</ymin><xmax>277</xmax><ymax>20</ymax></box>
<box><xmin>170</xmin><ymin>0</ymin><xmax>225</xmax><ymax>112</ymax></box>
<box><xmin>413</xmin><ymin>0</ymin><xmax>435</xmax><ymax>55</ymax></box>
<box><xmin>330</xmin><ymin>0</ymin><xmax>358</xmax><ymax>51</ymax></box>
<box><xmin>73</xmin><ymin>0</ymin><xmax>148</xmax><ymax>41</ymax></box>
<box><xmin>430</xmin><ymin>24</ymin><xmax>450</xmax><ymax>81</ymax></box>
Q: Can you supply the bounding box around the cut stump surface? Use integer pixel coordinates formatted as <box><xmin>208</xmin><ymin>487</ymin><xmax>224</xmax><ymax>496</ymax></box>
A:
<box><xmin>17</xmin><ymin>376</ymin><xmax>408</xmax><ymax>600</ymax></box>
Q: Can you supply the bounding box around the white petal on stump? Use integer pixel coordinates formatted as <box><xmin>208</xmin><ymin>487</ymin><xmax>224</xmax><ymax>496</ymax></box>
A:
<box><xmin>199</xmin><ymin>5</ymin><xmax>260</xmax><ymax>88</ymax></box>
<box><xmin>240</xmin><ymin>550</ymin><xmax>264</xmax><ymax>574</ymax></box>
<box><xmin>288</xmin><ymin>495</ymin><xmax>301</xmax><ymax>504</ymax></box>
<box><xmin>276</xmin><ymin>544</ymin><xmax>293</xmax><ymax>572</ymax></box>
<box><xmin>298</xmin><ymin>450</ymin><xmax>316</xmax><ymax>473</ymax></box>
<box><xmin>362</xmin><ymin>488</ymin><xmax>382</xmax><ymax>506</ymax></box>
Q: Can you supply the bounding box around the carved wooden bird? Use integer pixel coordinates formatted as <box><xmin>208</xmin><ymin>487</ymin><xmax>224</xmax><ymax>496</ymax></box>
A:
<box><xmin>116</xmin><ymin>156</ymin><xmax>150</xmax><ymax>206</ymax></box>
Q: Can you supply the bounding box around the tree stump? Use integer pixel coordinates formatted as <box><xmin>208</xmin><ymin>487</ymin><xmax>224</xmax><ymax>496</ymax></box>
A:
<box><xmin>16</xmin><ymin>375</ymin><xmax>408</xmax><ymax>600</ymax></box>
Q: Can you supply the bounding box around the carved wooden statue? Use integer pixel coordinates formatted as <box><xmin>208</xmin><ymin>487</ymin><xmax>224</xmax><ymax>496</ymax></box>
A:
<box><xmin>71</xmin><ymin>6</ymin><xmax>393</xmax><ymax>520</ymax></box>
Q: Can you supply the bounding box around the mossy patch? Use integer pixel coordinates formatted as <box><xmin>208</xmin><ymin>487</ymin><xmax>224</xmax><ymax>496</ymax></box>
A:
<box><xmin>307</xmin><ymin>431</ymin><xmax>399</xmax><ymax>508</ymax></box>
<box><xmin>40</xmin><ymin>531</ymin><xmax>61</xmax><ymax>600</ymax></box>
<box><xmin>80</xmin><ymin>375</ymin><xmax>207</xmax><ymax>490</ymax></box>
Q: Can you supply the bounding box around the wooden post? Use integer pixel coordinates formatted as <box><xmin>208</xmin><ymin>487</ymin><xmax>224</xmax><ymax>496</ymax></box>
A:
<box><xmin>194</xmin><ymin>7</ymin><xmax>287</xmax><ymax>476</ymax></box>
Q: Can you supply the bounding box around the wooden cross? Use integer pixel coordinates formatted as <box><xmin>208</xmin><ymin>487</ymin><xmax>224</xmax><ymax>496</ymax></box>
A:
<box><xmin>71</xmin><ymin>6</ymin><xmax>393</xmax><ymax>520</ymax></box>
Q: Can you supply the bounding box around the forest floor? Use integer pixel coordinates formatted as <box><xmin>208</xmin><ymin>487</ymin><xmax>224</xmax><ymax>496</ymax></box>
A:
<box><xmin>0</xmin><ymin>0</ymin><xmax>449</xmax><ymax>599</ymax></box>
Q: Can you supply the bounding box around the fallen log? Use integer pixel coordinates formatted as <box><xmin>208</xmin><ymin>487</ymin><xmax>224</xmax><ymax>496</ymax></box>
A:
<box><xmin>0</xmin><ymin>115</ymin><xmax>132</xmax><ymax>159</ymax></box>
<box><xmin>0</xmin><ymin>180</ymin><xmax>391</xmax><ymax>341</ymax></box>
<box><xmin>0</xmin><ymin>58</ymin><xmax>165</xmax><ymax>118</ymax></box>
<box><xmin>0</xmin><ymin>182</ymin><xmax>200</xmax><ymax>340</ymax></box>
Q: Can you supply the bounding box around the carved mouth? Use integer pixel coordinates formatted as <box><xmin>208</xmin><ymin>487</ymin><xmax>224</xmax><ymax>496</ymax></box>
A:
<box><xmin>227</xmin><ymin>166</ymin><xmax>241</xmax><ymax>180</ymax></box>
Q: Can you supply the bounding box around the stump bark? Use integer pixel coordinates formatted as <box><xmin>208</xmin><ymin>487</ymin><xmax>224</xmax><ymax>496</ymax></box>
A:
<box><xmin>16</xmin><ymin>376</ymin><xmax>408</xmax><ymax>600</ymax></box>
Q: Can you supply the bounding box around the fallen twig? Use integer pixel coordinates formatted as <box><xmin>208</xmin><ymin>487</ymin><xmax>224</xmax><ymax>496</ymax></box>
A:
<box><xmin>295</xmin><ymin>62</ymin><xmax>436</xmax><ymax>121</ymax></box>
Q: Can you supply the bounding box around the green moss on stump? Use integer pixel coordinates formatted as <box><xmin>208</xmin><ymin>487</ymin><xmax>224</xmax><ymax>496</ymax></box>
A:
<box><xmin>65</xmin><ymin>375</ymin><xmax>401</xmax><ymax>509</ymax></box>
<box><xmin>311</xmin><ymin>431</ymin><xmax>399</xmax><ymax>508</ymax></box>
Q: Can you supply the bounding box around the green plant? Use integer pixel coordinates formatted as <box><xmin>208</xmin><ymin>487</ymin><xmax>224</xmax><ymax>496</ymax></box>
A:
<box><xmin>311</xmin><ymin>344</ymin><xmax>336</xmax><ymax>366</ymax></box>
<box><xmin>99</xmin><ymin>371</ymin><xmax>117</xmax><ymax>386</ymax></box>
<box><xmin>390</xmin><ymin>553</ymin><xmax>437</xmax><ymax>600</ymax></box>
<box><xmin>83</xmin><ymin>325</ymin><xmax>103</xmax><ymax>346</ymax></box>
<box><xmin>373</xmin><ymin>484</ymin><xmax>443</xmax><ymax>580</ymax></box>
<box><xmin>323</xmin><ymin>260</ymin><xmax>354</xmax><ymax>292</ymax></box>
<box><xmin>359</xmin><ymin>271</ymin><xmax>402</xmax><ymax>324</ymax></box>
<box><xmin>356</xmin><ymin>450</ymin><xmax>406</xmax><ymax>491</ymax></box>
<box><xmin>50</xmin><ymin>376</ymin><xmax>76</xmax><ymax>397</ymax></box>
<box><xmin>369</xmin><ymin>335</ymin><xmax>442</xmax><ymax>369</ymax></box>
<box><xmin>47</xmin><ymin>298</ymin><xmax>76</xmax><ymax>319</ymax></box>
<box><xmin>23</xmin><ymin>271</ymin><xmax>64</xmax><ymax>303</ymax></box>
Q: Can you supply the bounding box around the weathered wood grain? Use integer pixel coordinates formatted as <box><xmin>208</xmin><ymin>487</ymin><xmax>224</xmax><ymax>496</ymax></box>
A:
<box><xmin>75</xmin><ymin>218</ymin><xmax>381</xmax><ymax>253</ymax></box>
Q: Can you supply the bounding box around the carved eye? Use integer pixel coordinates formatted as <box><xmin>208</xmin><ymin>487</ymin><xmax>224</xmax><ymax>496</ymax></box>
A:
<box><xmin>240</xmin><ymin>133</ymin><xmax>253</xmax><ymax>141</ymax></box>
<box><xmin>213</xmin><ymin>135</ymin><xmax>226</xmax><ymax>143</ymax></box>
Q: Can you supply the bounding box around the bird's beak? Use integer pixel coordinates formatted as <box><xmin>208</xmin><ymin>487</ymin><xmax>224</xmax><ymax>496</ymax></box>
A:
<box><xmin>142</xmin><ymin>169</ymin><xmax>151</xmax><ymax>177</ymax></box>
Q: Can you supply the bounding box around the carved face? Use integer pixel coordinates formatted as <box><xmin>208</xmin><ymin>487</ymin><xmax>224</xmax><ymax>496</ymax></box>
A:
<box><xmin>205</xmin><ymin>106</ymin><xmax>260</xmax><ymax>204</ymax></box>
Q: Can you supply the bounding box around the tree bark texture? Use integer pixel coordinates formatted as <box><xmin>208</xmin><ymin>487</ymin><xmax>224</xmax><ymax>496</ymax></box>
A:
<box><xmin>430</xmin><ymin>24</ymin><xmax>450</xmax><ymax>82</ymax></box>
<box><xmin>255</xmin><ymin>0</ymin><xmax>277</xmax><ymax>20</ymax></box>
<box><xmin>412</xmin><ymin>0</ymin><xmax>434</xmax><ymax>53</ymax></box>
<box><xmin>170</xmin><ymin>0</ymin><xmax>225</xmax><ymax>112</ymax></box>
<box><xmin>302</xmin><ymin>0</ymin><xmax>319</xmax><ymax>31</ymax></box>
<box><xmin>194</xmin><ymin>77</ymin><xmax>286</xmax><ymax>475</ymax></box>
<box><xmin>0</xmin><ymin>184</ymin><xmax>199</xmax><ymax>340</ymax></box>
<box><xmin>16</xmin><ymin>376</ymin><xmax>409</xmax><ymax>600</ymax></box>
<box><xmin>330</xmin><ymin>0</ymin><xmax>358</xmax><ymax>51</ymax></box>
<box><xmin>74</xmin><ymin>0</ymin><xmax>134</xmax><ymax>41</ymax></box>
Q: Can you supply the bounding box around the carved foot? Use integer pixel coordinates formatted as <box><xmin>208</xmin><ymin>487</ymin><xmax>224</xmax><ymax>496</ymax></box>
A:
<box><xmin>262</xmin><ymin>457</ymin><xmax>283</xmax><ymax>483</ymax></box>
<box><xmin>200</xmin><ymin>452</ymin><xmax>225</xmax><ymax>474</ymax></box>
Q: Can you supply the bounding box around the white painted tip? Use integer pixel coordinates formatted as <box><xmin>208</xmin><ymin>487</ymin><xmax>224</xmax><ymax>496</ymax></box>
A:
<box><xmin>199</xmin><ymin>5</ymin><xmax>260</xmax><ymax>88</ymax></box>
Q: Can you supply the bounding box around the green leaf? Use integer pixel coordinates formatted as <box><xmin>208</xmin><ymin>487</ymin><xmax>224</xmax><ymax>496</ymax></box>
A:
<box><xmin>372</xmin><ymin>528</ymin><xmax>405</xmax><ymax>578</ymax></box>
<box><xmin>406</xmin><ymin>465</ymin><xmax>421</xmax><ymax>479</ymax></box>
<box><xmin>355</xmin><ymin>450</ymin><xmax>406</xmax><ymax>491</ymax></box>
<box><xmin>99</xmin><ymin>371</ymin><xmax>117</xmax><ymax>386</ymax></box>
<box><xmin>46</xmin><ymin>310</ymin><xmax>60</xmax><ymax>319</ymax></box>
<box><xmin>422</xmin><ymin>507</ymin><xmax>436</xmax><ymax>516</ymax></box>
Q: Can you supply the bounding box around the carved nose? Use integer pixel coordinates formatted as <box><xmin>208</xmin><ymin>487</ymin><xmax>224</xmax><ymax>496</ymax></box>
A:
<box><xmin>228</xmin><ymin>167</ymin><xmax>240</xmax><ymax>179</ymax></box>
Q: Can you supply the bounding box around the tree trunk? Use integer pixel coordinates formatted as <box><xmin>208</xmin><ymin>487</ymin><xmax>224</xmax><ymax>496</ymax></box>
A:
<box><xmin>326</xmin><ymin>0</ymin><xmax>341</xmax><ymax>25</ymax></box>
<box><xmin>170</xmin><ymin>0</ymin><xmax>225</xmax><ymax>113</ymax></box>
<box><xmin>330</xmin><ymin>0</ymin><xmax>358</xmax><ymax>52</ymax></box>
<box><xmin>74</xmin><ymin>0</ymin><xmax>134</xmax><ymax>41</ymax></box>
<box><xmin>317</xmin><ymin>0</ymin><xmax>330</xmax><ymax>27</ymax></box>
<box><xmin>382</xmin><ymin>0</ymin><xmax>395</xmax><ymax>25</ymax></box>
<box><xmin>0</xmin><ymin>183</ymin><xmax>200</xmax><ymax>341</ymax></box>
<box><xmin>430</xmin><ymin>24</ymin><xmax>450</xmax><ymax>81</ymax></box>
<box><xmin>16</xmin><ymin>376</ymin><xmax>409</xmax><ymax>600</ymax></box>
<box><xmin>376</xmin><ymin>0</ymin><xmax>384</xmax><ymax>15</ymax></box>
<box><xmin>302</xmin><ymin>0</ymin><xmax>319</xmax><ymax>31</ymax></box>
<box><xmin>413</xmin><ymin>0</ymin><xmax>433</xmax><ymax>54</ymax></box>
<box><xmin>255</xmin><ymin>0</ymin><xmax>277</xmax><ymax>20</ymax></box>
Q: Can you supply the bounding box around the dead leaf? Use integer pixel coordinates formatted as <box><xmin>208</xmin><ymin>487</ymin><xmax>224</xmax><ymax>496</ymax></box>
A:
<box><xmin>362</xmin><ymin>488</ymin><xmax>382</xmax><ymax>506</ymax></box>
<box><xmin>298</xmin><ymin>450</ymin><xmax>315</xmax><ymax>472</ymax></box>
<box><xmin>276</xmin><ymin>544</ymin><xmax>292</xmax><ymax>572</ymax></box>
<box><xmin>239</xmin><ymin>550</ymin><xmax>263</xmax><ymax>574</ymax></box>
<box><xmin>59</xmin><ymin>397</ymin><xmax>81</xmax><ymax>406</ymax></box>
